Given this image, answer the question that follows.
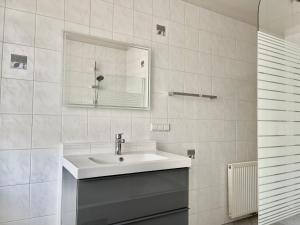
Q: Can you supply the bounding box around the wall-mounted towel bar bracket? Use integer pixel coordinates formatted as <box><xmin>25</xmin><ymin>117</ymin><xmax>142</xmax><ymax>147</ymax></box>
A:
<box><xmin>168</xmin><ymin>92</ymin><xmax>217</xmax><ymax>99</ymax></box>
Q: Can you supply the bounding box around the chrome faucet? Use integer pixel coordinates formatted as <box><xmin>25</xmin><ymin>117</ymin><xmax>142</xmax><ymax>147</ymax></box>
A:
<box><xmin>115</xmin><ymin>133</ymin><xmax>125</xmax><ymax>155</ymax></box>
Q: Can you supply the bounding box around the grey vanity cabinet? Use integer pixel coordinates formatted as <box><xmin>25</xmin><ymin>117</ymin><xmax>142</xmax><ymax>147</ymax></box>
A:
<box><xmin>61</xmin><ymin>168</ymin><xmax>189</xmax><ymax>225</ymax></box>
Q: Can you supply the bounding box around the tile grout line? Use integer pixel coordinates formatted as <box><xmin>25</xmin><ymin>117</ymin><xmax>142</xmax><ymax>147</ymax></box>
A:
<box><xmin>86</xmin><ymin>0</ymin><xmax>91</xmax><ymax>143</ymax></box>
<box><xmin>89</xmin><ymin>0</ymin><xmax>92</xmax><ymax>35</ymax></box>
<box><xmin>0</xmin><ymin>4</ymin><xmax>6</xmax><ymax>107</ymax></box>
<box><xmin>28</xmin><ymin>0</ymin><xmax>38</xmax><ymax>217</ymax></box>
<box><xmin>60</xmin><ymin>0</ymin><xmax>66</xmax><ymax>152</ymax></box>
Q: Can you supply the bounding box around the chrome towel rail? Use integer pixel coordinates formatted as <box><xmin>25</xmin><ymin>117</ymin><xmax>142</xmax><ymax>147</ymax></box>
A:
<box><xmin>168</xmin><ymin>92</ymin><xmax>217</xmax><ymax>99</ymax></box>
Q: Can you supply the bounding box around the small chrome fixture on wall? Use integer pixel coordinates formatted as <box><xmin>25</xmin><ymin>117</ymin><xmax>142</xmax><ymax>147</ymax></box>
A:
<box><xmin>11</xmin><ymin>54</ymin><xmax>27</xmax><ymax>70</ymax></box>
<box><xmin>187</xmin><ymin>149</ymin><xmax>195</xmax><ymax>159</ymax></box>
<box><xmin>156</xmin><ymin>24</ymin><xmax>166</xmax><ymax>36</ymax></box>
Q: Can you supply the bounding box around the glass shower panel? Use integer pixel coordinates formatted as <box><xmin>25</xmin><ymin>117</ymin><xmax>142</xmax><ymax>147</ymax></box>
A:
<box><xmin>258</xmin><ymin>31</ymin><xmax>300</xmax><ymax>225</ymax></box>
<box><xmin>258</xmin><ymin>1</ymin><xmax>300</xmax><ymax>224</ymax></box>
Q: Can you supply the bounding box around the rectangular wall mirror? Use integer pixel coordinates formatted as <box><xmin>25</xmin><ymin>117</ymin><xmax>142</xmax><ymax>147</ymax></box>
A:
<box><xmin>63</xmin><ymin>32</ymin><xmax>151</xmax><ymax>110</ymax></box>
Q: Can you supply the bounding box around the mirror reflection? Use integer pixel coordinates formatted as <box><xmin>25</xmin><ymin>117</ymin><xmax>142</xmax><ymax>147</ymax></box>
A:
<box><xmin>63</xmin><ymin>32</ymin><xmax>151</xmax><ymax>109</ymax></box>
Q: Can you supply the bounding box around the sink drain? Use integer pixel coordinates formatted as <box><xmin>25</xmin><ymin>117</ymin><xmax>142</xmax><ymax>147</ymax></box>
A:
<box><xmin>119</xmin><ymin>157</ymin><xmax>124</xmax><ymax>162</ymax></box>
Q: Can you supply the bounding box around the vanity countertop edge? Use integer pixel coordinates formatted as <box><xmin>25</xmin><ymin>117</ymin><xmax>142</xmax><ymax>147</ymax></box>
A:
<box><xmin>63</xmin><ymin>150</ymin><xmax>192</xmax><ymax>179</ymax></box>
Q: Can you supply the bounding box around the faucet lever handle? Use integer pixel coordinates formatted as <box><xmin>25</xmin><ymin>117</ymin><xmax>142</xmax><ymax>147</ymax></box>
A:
<box><xmin>115</xmin><ymin>133</ymin><xmax>123</xmax><ymax>139</ymax></box>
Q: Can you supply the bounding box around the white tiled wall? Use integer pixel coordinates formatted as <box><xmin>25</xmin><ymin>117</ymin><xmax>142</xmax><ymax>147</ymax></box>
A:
<box><xmin>0</xmin><ymin>0</ymin><xmax>257</xmax><ymax>225</ymax></box>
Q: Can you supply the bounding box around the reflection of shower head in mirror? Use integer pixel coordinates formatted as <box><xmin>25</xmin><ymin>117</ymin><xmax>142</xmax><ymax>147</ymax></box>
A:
<box><xmin>96</xmin><ymin>75</ymin><xmax>104</xmax><ymax>82</ymax></box>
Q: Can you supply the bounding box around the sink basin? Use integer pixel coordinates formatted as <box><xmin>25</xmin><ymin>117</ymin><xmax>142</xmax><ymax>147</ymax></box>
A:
<box><xmin>89</xmin><ymin>153</ymin><xmax>167</xmax><ymax>164</ymax></box>
<box><xmin>63</xmin><ymin>150</ymin><xmax>191</xmax><ymax>179</ymax></box>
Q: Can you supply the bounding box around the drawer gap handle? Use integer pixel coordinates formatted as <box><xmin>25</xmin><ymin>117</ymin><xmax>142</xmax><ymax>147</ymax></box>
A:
<box><xmin>112</xmin><ymin>208</ymin><xmax>188</xmax><ymax>225</ymax></box>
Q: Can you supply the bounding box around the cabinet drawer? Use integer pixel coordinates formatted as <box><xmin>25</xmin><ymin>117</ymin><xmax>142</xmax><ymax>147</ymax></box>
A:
<box><xmin>77</xmin><ymin>168</ymin><xmax>188</xmax><ymax>225</ymax></box>
<box><xmin>115</xmin><ymin>208</ymin><xmax>188</xmax><ymax>225</ymax></box>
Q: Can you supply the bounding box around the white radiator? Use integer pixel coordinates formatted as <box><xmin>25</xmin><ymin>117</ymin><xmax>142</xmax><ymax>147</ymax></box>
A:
<box><xmin>228</xmin><ymin>161</ymin><xmax>258</xmax><ymax>219</ymax></box>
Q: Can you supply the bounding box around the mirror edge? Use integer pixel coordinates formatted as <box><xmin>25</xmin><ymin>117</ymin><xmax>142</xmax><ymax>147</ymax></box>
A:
<box><xmin>62</xmin><ymin>31</ymin><xmax>152</xmax><ymax>111</ymax></box>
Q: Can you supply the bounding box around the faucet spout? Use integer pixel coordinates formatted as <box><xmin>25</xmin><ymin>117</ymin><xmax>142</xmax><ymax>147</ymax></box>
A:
<box><xmin>115</xmin><ymin>133</ymin><xmax>125</xmax><ymax>155</ymax></box>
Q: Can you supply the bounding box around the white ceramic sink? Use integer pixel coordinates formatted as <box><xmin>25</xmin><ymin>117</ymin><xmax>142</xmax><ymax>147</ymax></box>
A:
<box><xmin>63</xmin><ymin>151</ymin><xmax>191</xmax><ymax>179</ymax></box>
<box><xmin>89</xmin><ymin>153</ymin><xmax>167</xmax><ymax>164</ymax></box>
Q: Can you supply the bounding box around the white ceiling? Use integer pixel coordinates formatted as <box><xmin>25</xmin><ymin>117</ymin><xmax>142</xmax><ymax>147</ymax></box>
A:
<box><xmin>184</xmin><ymin>0</ymin><xmax>261</xmax><ymax>26</ymax></box>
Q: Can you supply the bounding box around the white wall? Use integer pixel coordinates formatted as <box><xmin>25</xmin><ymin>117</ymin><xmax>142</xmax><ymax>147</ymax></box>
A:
<box><xmin>0</xmin><ymin>0</ymin><xmax>257</xmax><ymax>225</ymax></box>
